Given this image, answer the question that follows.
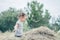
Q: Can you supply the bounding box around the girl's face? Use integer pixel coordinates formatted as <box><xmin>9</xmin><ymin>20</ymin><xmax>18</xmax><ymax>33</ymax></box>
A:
<box><xmin>19</xmin><ymin>16</ymin><xmax>27</xmax><ymax>22</ymax></box>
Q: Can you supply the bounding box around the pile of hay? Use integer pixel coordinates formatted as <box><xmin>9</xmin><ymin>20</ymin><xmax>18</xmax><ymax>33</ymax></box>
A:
<box><xmin>21</xmin><ymin>26</ymin><xmax>56</xmax><ymax>40</ymax></box>
<box><xmin>55</xmin><ymin>30</ymin><xmax>60</xmax><ymax>40</ymax></box>
<box><xmin>1</xmin><ymin>26</ymin><xmax>56</xmax><ymax>40</ymax></box>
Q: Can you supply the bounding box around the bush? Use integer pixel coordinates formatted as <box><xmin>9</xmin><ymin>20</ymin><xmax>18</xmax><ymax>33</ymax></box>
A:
<box><xmin>0</xmin><ymin>8</ymin><xmax>18</xmax><ymax>32</ymax></box>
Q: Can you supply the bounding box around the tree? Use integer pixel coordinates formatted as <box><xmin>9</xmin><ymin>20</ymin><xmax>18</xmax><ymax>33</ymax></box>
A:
<box><xmin>53</xmin><ymin>17</ymin><xmax>60</xmax><ymax>31</ymax></box>
<box><xmin>42</xmin><ymin>10</ymin><xmax>51</xmax><ymax>26</ymax></box>
<box><xmin>25</xmin><ymin>1</ymin><xmax>51</xmax><ymax>28</ymax></box>
<box><xmin>0</xmin><ymin>7</ymin><xmax>18</xmax><ymax>32</ymax></box>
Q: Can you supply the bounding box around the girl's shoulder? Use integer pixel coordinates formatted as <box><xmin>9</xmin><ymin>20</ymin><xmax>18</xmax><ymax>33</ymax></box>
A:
<box><xmin>16</xmin><ymin>20</ymin><xmax>23</xmax><ymax>24</ymax></box>
<box><xmin>16</xmin><ymin>20</ymin><xmax>20</xmax><ymax>24</ymax></box>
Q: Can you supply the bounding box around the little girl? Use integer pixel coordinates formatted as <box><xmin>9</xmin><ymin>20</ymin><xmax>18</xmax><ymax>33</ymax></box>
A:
<box><xmin>14</xmin><ymin>12</ymin><xmax>26</xmax><ymax>37</ymax></box>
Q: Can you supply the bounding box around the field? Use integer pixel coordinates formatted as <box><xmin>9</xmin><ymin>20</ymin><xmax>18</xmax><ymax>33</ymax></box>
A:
<box><xmin>0</xmin><ymin>26</ymin><xmax>60</xmax><ymax>40</ymax></box>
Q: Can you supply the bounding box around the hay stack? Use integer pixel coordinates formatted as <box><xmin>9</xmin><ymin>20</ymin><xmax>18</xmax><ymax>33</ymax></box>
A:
<box><xmin>56</xmin><ymin>30</ymin><xmax>60</xmax><ymax>40</ymax></box>
<box><xmin>21</xmin><ymin>26</ymin><xmax>56</xmax><ymax>40</ymax></box>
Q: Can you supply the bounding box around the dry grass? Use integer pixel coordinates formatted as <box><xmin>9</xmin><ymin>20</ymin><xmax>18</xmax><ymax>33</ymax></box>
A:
<box><xmin>21</xmin><ymin>26</ymin><xmax>56</xmax><ymax>40</ymax></box>
<box><xmin>0</xmin><ymin>26</ymin><xmax>58</xmax><ymax>40</ymax></box>
<box><xmin>55</xmin><ymin>30</ymin><xmax>60</xmax><ymax>40</ymax></box>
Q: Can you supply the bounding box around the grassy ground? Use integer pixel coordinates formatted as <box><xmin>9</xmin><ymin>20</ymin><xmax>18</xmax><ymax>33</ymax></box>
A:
<box><xmin>0</xmin><ymin>32</ymin><xmax>24</xmax><ymax>40</ymax></box>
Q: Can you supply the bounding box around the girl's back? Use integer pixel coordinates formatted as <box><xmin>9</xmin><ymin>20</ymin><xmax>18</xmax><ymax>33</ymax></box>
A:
<box><xmin>15</xmin><ymin>20</ymin><xmax>23</xmax><ymax>37</ymax></box>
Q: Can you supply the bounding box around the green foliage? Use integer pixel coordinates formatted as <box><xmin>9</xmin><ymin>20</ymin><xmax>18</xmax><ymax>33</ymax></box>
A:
<box><xmin>0</xmin><ymin>7</ymin><xmax>30</xmax><ymax>32</ymax></box>
<box><xmin>26</xmin><ymin>1</ymin><xmax>51</xmax><ymax>28</ymax></box>
<box><xmin>52</xmin><ymin>17</ymin><xmax>60</xmax><ymax>31</ymax></box>
<box><xmin>23</xmin><ymin>21</ymin><xmax>31</xmax><ymax>32</ymax></box>
<box><xmin>0</xmin><ymin>1</ymin><xmax>52</xmax><ymax>32</ymax></box>
<box><xmin>42</xmin><ymin>10</ymin><xmax>51</xmax><ymax>26</ymax></box>
<box><xmin>0</xmin><ymin>8</ymin><xmax>18</xmax><ymax>32</ymax></box>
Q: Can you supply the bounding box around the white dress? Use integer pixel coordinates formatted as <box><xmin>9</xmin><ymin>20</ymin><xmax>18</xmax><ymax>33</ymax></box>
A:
<box><xmin>15</xmin><ymin>20</ymin><xmax>23</xmax><ymax>36</ymax></box>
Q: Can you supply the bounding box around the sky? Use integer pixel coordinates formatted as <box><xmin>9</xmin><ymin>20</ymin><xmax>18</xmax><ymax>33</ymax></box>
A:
<box><xmin>0</xmin><ymin>0</ymin><xmax>60</xmax><ymax>18</ymax></box>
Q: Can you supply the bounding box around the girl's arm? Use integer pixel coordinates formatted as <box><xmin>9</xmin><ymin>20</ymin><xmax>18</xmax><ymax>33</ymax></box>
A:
<box><xmin>14</xmin><ymin>23</ymin><xmax>19</xmax><ymax>31</ymax></box>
